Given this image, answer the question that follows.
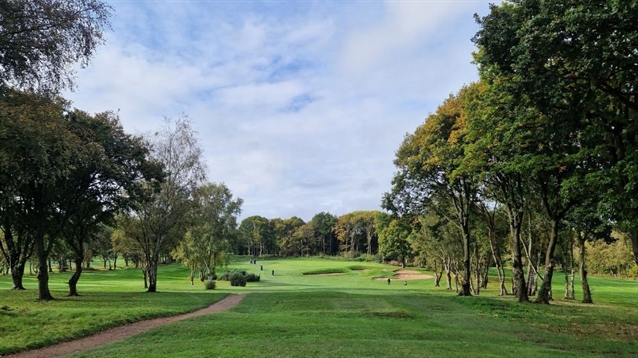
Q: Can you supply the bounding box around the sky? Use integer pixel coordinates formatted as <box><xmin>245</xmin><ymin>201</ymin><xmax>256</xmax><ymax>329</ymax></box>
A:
<box><xmin>64</xmin><ymin>0</ymin><xmax>495</xmax><ymax>222</ymax></box>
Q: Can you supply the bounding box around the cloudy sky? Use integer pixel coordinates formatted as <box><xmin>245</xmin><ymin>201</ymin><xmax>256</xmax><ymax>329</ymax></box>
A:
<box><xmin>64</xmin><ymin>0</ymin><xmax>493</xmax><ymax>222</ymax></box>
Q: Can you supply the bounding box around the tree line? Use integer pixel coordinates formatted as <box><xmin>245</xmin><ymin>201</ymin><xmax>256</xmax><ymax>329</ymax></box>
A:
<box><xmin>382</xmin><ymin>0</ymin><xmax>638</xmax><ymax>304</ymax></box>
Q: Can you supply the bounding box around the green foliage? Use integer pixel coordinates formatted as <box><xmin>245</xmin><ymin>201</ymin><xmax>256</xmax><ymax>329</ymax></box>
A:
<box><xmin>0</xmin><ymin>0</ymin><xmax>112</xmax><ymax>92</ymax></box>
<box><xmin>204</xmin><ymin>280</ymin><xmax>216</xmax><ymax>290</ymax></box>
<box><xmin>218</xmin><ymin>269</ymin><xmax>259</xmax><ymax>286</ymax></box>
<box><xmin>585</xmin><ymin>236</ymin><xmax>637</xmax><ymax>278</ymax></box>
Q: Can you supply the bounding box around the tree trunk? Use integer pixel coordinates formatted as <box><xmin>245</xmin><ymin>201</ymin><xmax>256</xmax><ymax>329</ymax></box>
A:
<box><xmin>510</xmin><ymin>212</ymin><xmax>529</xmax><ymax>302</ymax></box>
<box><xmin>535</xmin><ymin>219</ymin><xmax>560</xmax><ymax>304</ymax></box>
<box><xmin>68</xmin><ymin>258</ymin><xmax>83</xmax><ymax>296</ymax></box>
<box><xmin>433</xmin><ymin>259</ymin><xmax>442</xmax><ymax>287</ymax></box>
<box><xmin>142</xmin><ymin>268</ymin><xmax>148</xmax><ymax>289</ymax></box>
<box><xmin>147</xmin><ymin>261</ymin><xmax>158</xmax><ymax>292</ymax></box>
<box><xmin>11</xmin><ymin>265</ymin><xmax>26</xmax><ymax>290</ymax></box>
<box><xmin>35</xmin><ymin>235</ymin><xmax>53</xmax><ymax>301</ymax></box>
<box><xmin>444</xmin><ymin>261</ymin><xmax>452</xmax><ymax>290</ymax></box>
<box><xmin>563</xmin><ymin>269</ymin><xmax>572</xmax><ymax>300</ymax></box>
<box><xmin>570</xmin><ymin>269</ymin><xmax>575</xmax><ymax>300</ymax></box>
<box><xmin>190</xmin><ymin>270</ymin><xmax>195</xmax><ymax>285</ymax></box>
<box><xmin>630</xmin><ymin>230</ymin><xmax>638</xmax><ymax>266</ymax></box>
<box><xmin>578</xmin><ymin>233</ymin><xmax>593</xmax><ymax>303</ymax></box>
<box><xmin>459</xmin><ymin>227</ymin><xmax>472</xmax><ymax>296</ymax></box>
<box><xmin>481</xmin><ymin>256</ymin><xmax>491</xmax><ymax>289</ymax></box>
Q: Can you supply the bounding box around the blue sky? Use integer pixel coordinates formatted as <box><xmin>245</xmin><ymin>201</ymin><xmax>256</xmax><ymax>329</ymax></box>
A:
<box><xmin>64</xmin><ymin>0</ymin><xmax>494</xmax><ymax>221</ymax></box>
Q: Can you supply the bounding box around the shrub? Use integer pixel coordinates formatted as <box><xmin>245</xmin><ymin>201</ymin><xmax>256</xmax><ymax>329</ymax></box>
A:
<box><xmin>204</xmin><ymin>280</ymin><xmax>216</xmax><ymax>290</ymax></box>
<box><xmin>220</xmin><ymin>269</ymin><xmax>258</xmax><ymax>286</ymax></box>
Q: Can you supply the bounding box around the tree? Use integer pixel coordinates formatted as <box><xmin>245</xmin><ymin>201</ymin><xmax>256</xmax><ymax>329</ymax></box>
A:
<box><xmin>0</xmin><ymin>0</ymin><xmax>112</xmax><ymax>92</ymax></box>
<box><xmin>0</xmin><ymin>90</ymin><xmax>87</xmax><ymax>299</ymax></box>
<box><xmin>60</xmin><ymin>110</ymin><xmax>161</xmax><ymax>296</ymax></box>
<box><xmin>378</xmin><ymin>219</ymin><xmax>412</xmax><ymax>267</ymax></box>
<box><xmin>127</xmin><ymin>115</ymin><xmax>206</xmax><ymax>292</ymax></box>
<box><xmin>273</xmin><ymin>217</ymin><xmax>305</xmax><ymax>257</ymax></box>
<box><xmin>384</xmin><ymin>86</ymin><xmax>480</xmax><ymax>296</ymax></box>
<box><xmin>462</xmin><ymin>80</ymin><xmax>532</xmax><ymax>302</ymax></box>
<box><xmin>238</xmin><ymin>216</ymin><xmax>275</xmax><ymax>257</ymax></box>
<box><xmin>173</xmin><ymin>182</ymin><xmax>242</xmax><ymax>285</ymax></box>
<box><xmin>310</xmin><ymin>212</ymin><xmax>338</xmax><ymax>255</ymax></box>
<box><xmin>473</xmin><ymin>0</ymin><xmax>638</xmax><ymax>268</ymax></box>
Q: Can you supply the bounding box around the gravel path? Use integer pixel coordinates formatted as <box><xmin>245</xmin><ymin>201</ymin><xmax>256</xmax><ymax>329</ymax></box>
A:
<box><xmin>5</xmin><ymin>294</ymin><xmax>246</xmax><ymax>358</ymax></box>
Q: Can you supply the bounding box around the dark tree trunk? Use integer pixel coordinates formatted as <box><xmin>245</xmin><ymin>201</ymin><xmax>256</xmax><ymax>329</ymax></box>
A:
<box><xmin>459</xmin><ymin>227</ymin><xmax>472</xmax><ymax>296</ymax></box>
<box><xmin>535</xmin><ymin>219</ymin><xmax>560</xmax><ymax>304</ymax></box>
<box><xmin>147</xmin><ymin>260</ymin><xmax>158</xmax><ymax>292</ymax></box>
<box><xmin>630</xmin><ymin>230</ymin><xmax>638</xmax><ymax>266</ymax></box>
<box><xmin>11</xmin><ymin>265</ymin><xmax>26</xmax><ymax>290</ymax></box>
<box><xmin>190</xmin><ymin>269</ymin><xmax>195</xmax><ymax>285</ymax></box>
<box><xmin>35</xmin><ymin>235</ymin><xmax>53</xmax><ymax>300</ymax></box>
<box><xmin>68</xmin><ymin>258</ymin><xmax>83</xmax><ymax>296</ymax></box>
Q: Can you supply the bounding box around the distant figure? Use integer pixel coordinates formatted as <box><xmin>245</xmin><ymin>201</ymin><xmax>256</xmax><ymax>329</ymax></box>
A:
<box><xmin>387</xmin><ymin>278</ymin><xmax>391</xmax><ymax>285</ymax></box>
<box><xmin>404</xmin><ymin>280</ymin><xmax>407</xmax><ymax>286</ymax></box>
<box><xmin>260</xmin><ymin>264</ymin><xmax>263</xmax><ymax>271</ymax></box>
<box><xmin>254</xmin><ymin>259</ymin><xmax>257</xmax><ymax>264</ymax></box>
<box><xmin>272</xmin><ymin>270</ymin><xmax>275</xmax><ymax>276</ymax></box>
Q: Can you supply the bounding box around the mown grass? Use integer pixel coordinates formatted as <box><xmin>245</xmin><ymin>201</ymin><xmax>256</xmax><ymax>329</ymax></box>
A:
<box><xmin>1</xmin><ymin>257</ymin><xmax>637</xmax><ymax>357</ymax></box>
<box><xmin>0</xmin><ymin>264</ymin><xmax>227</xmax><ymax>354</ymax></box>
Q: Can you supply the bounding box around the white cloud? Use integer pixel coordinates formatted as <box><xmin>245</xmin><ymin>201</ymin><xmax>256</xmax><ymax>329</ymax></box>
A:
<box><xmin>65</xmin><ymin>0</ymin><xmax>491</xmax><ymax>221</ymax></box>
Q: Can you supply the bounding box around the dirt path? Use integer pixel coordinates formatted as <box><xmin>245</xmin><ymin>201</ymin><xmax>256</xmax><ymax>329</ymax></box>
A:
<box><xmin>6</xmin><ymin>294</ymin><xmax>246</xmax><ymax>358</ymax></box>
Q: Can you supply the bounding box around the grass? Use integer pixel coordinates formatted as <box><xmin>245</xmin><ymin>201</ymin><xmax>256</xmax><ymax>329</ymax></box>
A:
<box><xmin>1</xmin><ymin>257</ymin><xmax>637</xmax><ymax>357</ymax></box>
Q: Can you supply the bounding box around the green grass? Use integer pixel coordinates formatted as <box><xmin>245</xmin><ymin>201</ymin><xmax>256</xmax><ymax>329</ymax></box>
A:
<box><xmin>1</xmin><ymin>257</ymin><xmax>637</xmax><ymax>357</ymax></box>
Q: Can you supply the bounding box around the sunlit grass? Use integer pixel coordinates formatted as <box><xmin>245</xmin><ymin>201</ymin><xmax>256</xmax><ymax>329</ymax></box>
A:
<box><xmin>1</xmin><ymin>257</ymin><xmax>636</xmax><ymax>357</ymax></box>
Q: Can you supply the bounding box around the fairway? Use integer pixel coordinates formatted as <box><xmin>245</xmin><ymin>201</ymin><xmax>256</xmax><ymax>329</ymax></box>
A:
<box><xmin>1</xmin><ymin>258</ymin><xmax>637</xmax><ymax>357</ymax></box>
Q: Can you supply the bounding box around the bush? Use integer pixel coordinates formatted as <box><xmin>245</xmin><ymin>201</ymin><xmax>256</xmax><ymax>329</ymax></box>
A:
<box><xmin>219</xmin><ymin>269</ymin><xmax>259</xmax><ymax>286</ymax></box>
<box><xmin>204</xmin><ymin>280</ymin><xmax>216</xmax><ymax>290</ymax></box>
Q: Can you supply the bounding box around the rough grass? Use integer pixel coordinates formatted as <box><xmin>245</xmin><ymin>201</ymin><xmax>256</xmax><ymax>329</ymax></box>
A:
<box><xmin>1</xmin><ymin>257</ymin><xmax>637</xmax><ymax>357</ymax></box>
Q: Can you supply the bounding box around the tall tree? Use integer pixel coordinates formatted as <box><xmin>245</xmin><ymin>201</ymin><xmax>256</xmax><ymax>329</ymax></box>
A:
<box><xmin>0</xmin><ymin>0</ymin><xmax>112</xmax><ymax>92</ymax></box>
<box><xmin>473</xmin><ymin>0</ymin><xmax>638</xmax><ymax>267</ymax></box>
<box><xmin>60</xmin><ymin>110</ymin><xmax>160</xmax><ymax>296</ymax></box>
<box><xmin>384</xmin><ymin>86</ymin><xmax>480</xmax><ymax>296</ymax></box>
<box><xmin>462</xmin><ymin>80</ymin><xmax>532</xmax><ymax>302</ymax></box>
<box><xmin>0</xmin><ymin>91</ymin><xmax>85</xmax><ymax>299</ymax></box>
<box><xmin>127</xmin><ymin>115</ymin><xmax>206</xmax><ymax>292</ymax></box>
<box><xmin>239</xmin><ymin>216</ymin><xmax>275</xmax><ymax>257</ymax></box>
<box><xmin>310</xmin><ymin>212</ymin><xmax>337</xmax><ymax>255</ymax></box>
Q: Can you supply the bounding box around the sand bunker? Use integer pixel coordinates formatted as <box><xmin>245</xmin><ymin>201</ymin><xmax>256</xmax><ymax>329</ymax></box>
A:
<box><xmin>373</xmin><ymin>269</ymin><xmax>433</xmax><ymax>281</ymax></box>
<box><xmin>394</xmin><ymin>269</ymin><xmax>434</xmax><ymax>280</ymax></box>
